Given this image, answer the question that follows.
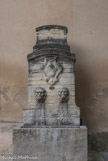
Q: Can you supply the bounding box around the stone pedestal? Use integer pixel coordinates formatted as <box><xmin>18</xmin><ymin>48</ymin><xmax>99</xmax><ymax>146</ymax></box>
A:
<box><xmin>13</xmin><ymin>126</ymin><xmax>87</xmax><ymax>161</ymax></box>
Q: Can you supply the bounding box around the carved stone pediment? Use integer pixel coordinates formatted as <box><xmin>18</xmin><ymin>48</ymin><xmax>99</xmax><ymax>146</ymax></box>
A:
<box><xmin>41</xmin><ymin>57</ymin><xmax>63</xmax><ymax>85</ymax></box>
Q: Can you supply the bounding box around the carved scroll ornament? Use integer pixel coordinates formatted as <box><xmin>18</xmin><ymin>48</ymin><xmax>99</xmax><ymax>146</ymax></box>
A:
<box><xmin>41</xmin><ymin>57</ymin><xmax>63</xmax><ymax>85</ymax></box>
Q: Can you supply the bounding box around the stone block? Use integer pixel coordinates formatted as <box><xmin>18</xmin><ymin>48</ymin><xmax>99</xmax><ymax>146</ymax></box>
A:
<box><xmin>13</xmin><ymin>126</ymin><xmax>87</xmax><ymax>161</ymax></box>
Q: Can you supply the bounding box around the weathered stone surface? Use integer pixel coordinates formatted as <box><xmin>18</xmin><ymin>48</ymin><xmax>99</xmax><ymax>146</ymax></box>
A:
<box><xmin>88</xmin><ymin>132</ymin><xmax>108</xmax><ymax>152</ymax></box>
<box><xmin>23</xmin><ymin>109</ymin><xmax>80</xmax><ymax>126</ymax></box>
<box><xmin>0</xmin><ymin>156</ymin><xmax>12</xmax><ymax>161</ymax></box>
<box><xmin>88</xmin><ymin>152</ymin><xmax>105</xmax><ymax>161</ymax></box>
<box><xmin>88</xmin><ymin>132</ymin><xmax>108</xmax><ymax>161</ymax></box>
<box><xmin>13</xmin><ymin>126</ymin><xmax>87</xmax><ymax>161</ymax></box>
<box><xmin>0</xmin><ymin>122</ymin><xmax>22</xmax><ymax>155</ymax></box>
<box><xmin>101</xmin><ymin>152</ymin><xmax>108</xmax><ymax>161</ymax></box>
<box><xmin>37</xmin><ymin>28</ymin><xmax>66</xmax><ymax>41</ymax></box>
<box><xmin>27</xmin><ymin>56</ymin><xmax>76</xmax><ymax>122</ymax></box>
<box><xmin>26</xmin><ymin>57</ymin><xmax>77</xmax><ymax>125</ymax></box>
<box><xmin>41</xmin><ymin>57</ymin><xmax>63</xmax><ymax>85</ymax></box>
<box><xmin>88</xmin><ymin>151</ymin><xmax>108</xmax><ymax>161</ymax></box>
<box><xmin>13</xmin><ymin>25</ymin><xmax>87</xmax><ymax>161</ymax></box>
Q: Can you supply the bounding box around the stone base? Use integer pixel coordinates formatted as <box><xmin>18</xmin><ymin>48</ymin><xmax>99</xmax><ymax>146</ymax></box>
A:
<box><xmin>13</xmin><ymin>126</ymin><xmax>87</xmax><ymax>161</ymax></box>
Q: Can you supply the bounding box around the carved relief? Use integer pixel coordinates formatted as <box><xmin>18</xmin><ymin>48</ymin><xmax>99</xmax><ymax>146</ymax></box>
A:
<box><xmin>57</xmin><ymin>87</ymin><xmax>70</xmax><ymax>124</ymax></box>
<box><xmin>34</xmin><ymin>87</ymin><xmax>47</xmax><ymax>125</ymax></box>
<box><xmin>34</xmin><ymin>87</ymin><xmax>46</xmax><ymax>103</ymax></box>
<box><xmin>58</xmin><ymin>87</ymin><xmax>69</xmax><ymax>103</ymax></box>
<box><xmin>41</xmin><ymin>57</ymin><xmax>63</xmax><ymax>85</ymax></box>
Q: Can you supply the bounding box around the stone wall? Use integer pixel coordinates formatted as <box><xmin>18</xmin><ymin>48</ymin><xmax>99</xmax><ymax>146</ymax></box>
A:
<box><xmin>0</xmin><ymin>0</ymin><xmax>108</xmax><ymax>160</ymax></box>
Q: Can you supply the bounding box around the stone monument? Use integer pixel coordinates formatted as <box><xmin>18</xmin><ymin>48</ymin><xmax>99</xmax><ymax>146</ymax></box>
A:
<box><xmin>13</xmin><ymin>25</ymin><xmax>87</xmax><ymax>161</ymax></box>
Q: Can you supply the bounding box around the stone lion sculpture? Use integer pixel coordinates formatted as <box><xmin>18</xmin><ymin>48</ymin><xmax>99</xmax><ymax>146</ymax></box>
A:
<box><xmin>34</xmin><ymin>87</ymin><xmax>46</xmax><ymax>103</ymax></box>
<box><xmin>58</xmin><ymin>87</ymin><xmax>69</xmax><ymax>103</ymax></box>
